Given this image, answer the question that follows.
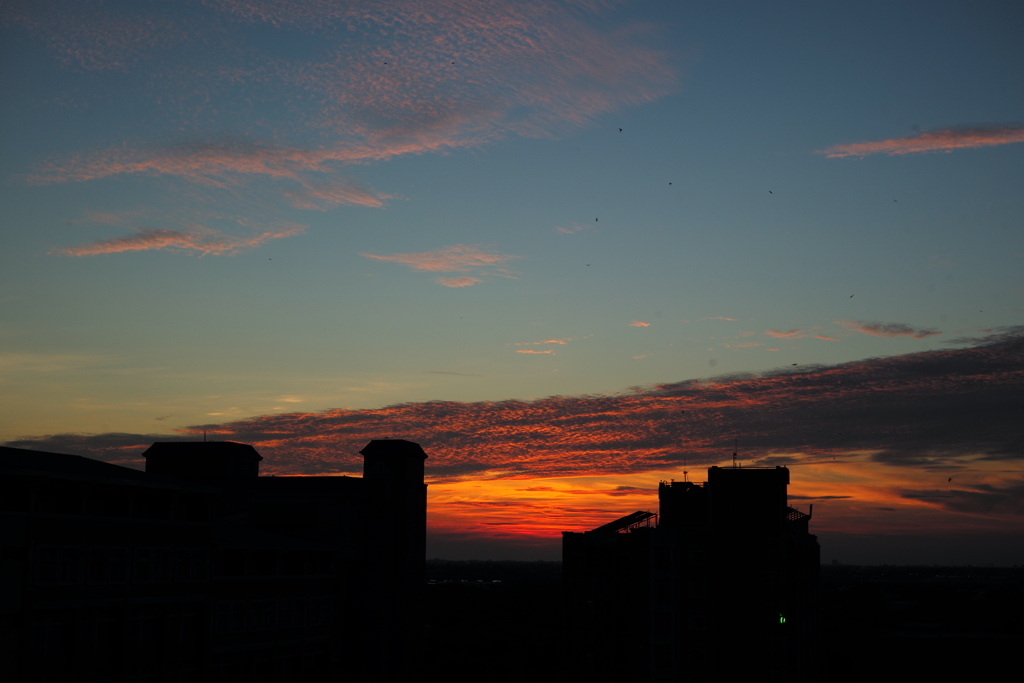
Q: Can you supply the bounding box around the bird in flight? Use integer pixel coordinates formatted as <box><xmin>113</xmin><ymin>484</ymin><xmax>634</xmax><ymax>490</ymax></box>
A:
<box><xmin>769</xmin><ymin>191</ymin><xmax>773</xmax><ymax>194</ymax></box>
<box><xmin>948</xmin><ymin>477</ymin><xmax>952</xmax><ymax>482</ymax></box>
<box><xmin>595</xmin><ymin>218</ymin><xmax>598</xmax><ymax>222</ymax></box>
<box><xmin>619</xmin><ymin>128</ymin><xmax>623</xmax><ymax>132</ymax></box>
<box><xmin>850</xmin><ymin>295</ymin><xmax>854</xmax><ymax>298</ymax></box>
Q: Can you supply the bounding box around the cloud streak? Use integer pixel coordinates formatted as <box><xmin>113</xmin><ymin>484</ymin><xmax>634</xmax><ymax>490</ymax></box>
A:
<box><xmin>361</xmin><ymin>244</ymin><xmax>519</xmax><ymax>286</ymax></box>
<box><xmin>819</xmin><ymin>124</ymin><xmax>1024</xmax><ymax>158</ymax></box>
<box><xmin>10</xmin><ymin>328</ymin><xmax>1022</xmax><ymax>483</ymax></box>
<box><xmin>361</xmin><ymin>245</ymin><xmax>518</xmax><ymax>272</ymax></box>
<box><xmin>764</xmin><ymin>329</ymin><xmax>805</xmax><ymax>339</ymax></box>
<box><xmin>839</xmin><ymin>320</ymin><xmax>941</xmax><ymax>339</ymax></box>
<box><xmin>435</xmin><ymin>276</ymin><xmax>482</xmax><ymax>288</ymax></box>
<box><xmin>56</xmin><ymin>225</ymin><xmax>305</xmax><ymax>256</ymax></box>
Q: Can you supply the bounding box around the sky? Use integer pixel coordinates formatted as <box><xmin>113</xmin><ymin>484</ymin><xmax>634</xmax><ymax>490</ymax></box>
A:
<box><xmin>2</xmin><ymin>0</ymin><xmax>1022</xmax><ymax>564</ymax></box>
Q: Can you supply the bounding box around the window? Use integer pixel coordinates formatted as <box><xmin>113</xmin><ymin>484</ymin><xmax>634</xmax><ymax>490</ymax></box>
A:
<box><xmin>135</xmin><ymin>548</ymin><xmax>151</xmax><ymax>583</ymax></box>
<box><xmin>35</xmin><ymin>547</ymin><xmax>59</xmax><ymax>584</ymax></box>
<box><xmin>36</xmin><ymin>547</ymin><xmax>82</xmax><ymax>585</ymax></box>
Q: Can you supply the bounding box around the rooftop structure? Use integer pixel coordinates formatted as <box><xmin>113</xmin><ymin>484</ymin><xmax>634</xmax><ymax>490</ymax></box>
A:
<box><xmin>563</xmin><ymin>465</ymin><xmax>819</xmax><ymax>683</ymax></box>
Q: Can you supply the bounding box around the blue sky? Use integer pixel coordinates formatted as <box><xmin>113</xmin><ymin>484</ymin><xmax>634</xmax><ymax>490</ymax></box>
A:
<box><xmin>2</xmin><ymin>1</ymin><xmax>1022</xmax><ymax>561</ymax></box>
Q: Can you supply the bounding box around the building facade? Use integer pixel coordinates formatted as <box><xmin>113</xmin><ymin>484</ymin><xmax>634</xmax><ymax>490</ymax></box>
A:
<box><xmin>563</xmin><ymin>466</ymin><xmax>819</xmax><ymax>683</ymax></box>
<box><xmin>0</xmin><ymin>439</ymin><xmax>427</xmax><ymax>682</ymax></box>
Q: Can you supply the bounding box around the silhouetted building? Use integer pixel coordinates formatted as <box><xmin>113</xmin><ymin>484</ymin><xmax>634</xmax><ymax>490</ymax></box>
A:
<box><xmin>563</xmin><ymin>466</ymin><xmax>819</xmax><ymax>683</ymax></box>
<box><xmin>0</xmin><ymin>439</ymin><xmax>427</xmax><ymax>682</ymax></box>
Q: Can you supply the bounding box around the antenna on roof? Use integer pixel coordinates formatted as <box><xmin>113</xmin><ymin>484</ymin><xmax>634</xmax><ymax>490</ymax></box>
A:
<box><xmin>733</xmin><ymin>438</ymin><xmax>738</xmax><ymax>469</ymax></box>
<box><xmin>683</xmin><ymin>459</ymin><xmax>688</xmax><ymax>483</ymax></box>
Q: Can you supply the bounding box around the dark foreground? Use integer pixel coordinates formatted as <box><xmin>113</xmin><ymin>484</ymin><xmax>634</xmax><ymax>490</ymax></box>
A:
<box><xmin>423</xmin><ymin>561</ymin><xmax>1023</xmax><ymax>683</ymax></box>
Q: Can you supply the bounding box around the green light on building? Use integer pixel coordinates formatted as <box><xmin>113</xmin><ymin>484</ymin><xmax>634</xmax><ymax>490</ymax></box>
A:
<box><xmin>779</xmin><ymin>614</ymin><xmax>786</xmax><ymax>624</ymax></box>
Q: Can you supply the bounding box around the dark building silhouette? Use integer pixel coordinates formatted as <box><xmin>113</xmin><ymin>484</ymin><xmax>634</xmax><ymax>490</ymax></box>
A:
<box><xmin>563</xmin><ymin>465</ymin><xmax>819</xmax><ymax>683</ymax></box>
<box><xmin>0</xmin><ymin>439</ymin><xmax>427</xmax><ymax>682</ymax></box>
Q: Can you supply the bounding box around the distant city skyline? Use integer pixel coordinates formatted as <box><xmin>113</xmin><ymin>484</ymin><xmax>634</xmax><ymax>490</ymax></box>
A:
<box><xmin>2</xmin><ymin>1</ymin><xmax>1022</xmax><ymax>563</ymax></box>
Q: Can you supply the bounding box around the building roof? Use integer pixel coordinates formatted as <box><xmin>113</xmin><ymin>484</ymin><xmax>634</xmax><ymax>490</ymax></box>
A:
<box><xmin>143</xmin><ymin>441</ymin><xmax>263</xmax><ymax>461</ymax></box>
<box><xmin>359</xmin><ymin>439</ymin><xmax>428</xmax><ymax>459</ymax></box>
<box><xmin>0</xmin><ymin>446</ymin><xmax>216</xmax><ymax>492</ymax></box>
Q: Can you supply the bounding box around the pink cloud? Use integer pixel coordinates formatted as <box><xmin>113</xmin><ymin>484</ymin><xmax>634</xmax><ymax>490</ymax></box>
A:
<box><xmin>56</xmin><ymin>225</ymin><xmax>305</xmax><ymax>256</ymax></box>
<box><xmin>764</xmin><ymin>329</ymin><xmax>806</xmax><ymax>338</ymax></box>
<box><xmin>815</xmin><ymin>335</ymin><xmax>840</xmax><ymax>342</ymax></box>
<box><xmin>556</xmin><ymin>223</ymin><xmax>586</xmax><ymax>234</ymax></box>
<box><xmin>21</xmin><ymin>1</ymin><xmax>678</xmax><ymax>199</ymax></box>
<box><xmin>30</xmin><ymin>138</ymin><xmax>393</xmax><ymax>210</ymax></box>
<box><xmin>435</xmin><ymin>276</ymin><xmax>481</xmax><ymax>288</ymax></box>
<box><xmin>838</xmin><ymin>321</ymin><xmax>941</xmax><ymax>339</ymax></box>
<box><xmin>514</xmin><ymin>339</ymin><xmax>569</xmax><ymax>346</ymax></box>
<box><xmin>630</xmin><ymin>321</ymin><xmax>650</xmax><ymax>327</ymax></box>
<box><xmin>361</xmin><ymin>245</ymin><xmax>518</xmax><ymax>272</ymax></box>
<box><xmin>819</xmin><ymin>125</ymin><xmax>1024</xmax><ymax>158</ymax></box>
<box><xmin>735</xmin><ymin>342</ymin><xmax>763</xmax><ymax>348</ymax></box>
<box><xmin>516</xmin><ymin>349</ymin><xmax>554</xmax><ymax>355</ymax></box>
<box><xmin>701</xmin><ymin>316</ymin><xmax>737</xmax><ymax>321</ymax></box>
<box><xmin>4</xmin><ymin>2</ymin><xmax>182</xmax><ymax>72</ymax></box>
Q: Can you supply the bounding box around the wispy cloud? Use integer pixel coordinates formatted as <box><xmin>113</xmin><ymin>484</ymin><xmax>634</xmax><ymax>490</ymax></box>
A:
<box><xmin>814</xmin><ymin>335</ymin><xmax>840</xmax><ymax>342</ymax></box>
<box><xmin>30</xmin><ymin>138</ymin><xmax>392</xmax><ymax>210</ymax></box>
<box><xmin>19</xmin><ymin>1</ymin><xmax>679</xmax><ymax>209</ymax></box>
<box><xmin>56</xmin><ymin>225</ymin><xmax>305</xmax><ymax>256</ymax></box>
<box><xmin>764</xmin><ymin>329</ymin><xmax>806</xmax><ymax>339</ymax></box>
<box><xmin>516</xmin><ymin>349</ymin><xmax>554</xmax><ymax>355</ymax></box>
<box><xmin>629</xmin><ymin>320</ymin><xmax>650</xmax><ymax>327</ymax></box>
<box><xmin>361</xmin><ymin>245</ymin><xmax>519</xmax><ymax>286</ymax></box>
<box><xmin>435</xmin><ymin>276</ymin><xmax>482</xmax><ymax>288</ymax></box>
<box><xmin>819</xmin><ymin>124</ymin><xmax>1024</xmax><ymax>158</ymax></box>
<box><xmin>513</xmin><ymin>339</ymin><xmax>571</xmax><ymax>346</ymax></box>
<box><xmin>556</xmin><ymin>223</ymin><xmax>587</xmax><ymax>234</ymax></box>
<box><xmin>701</xmin><ymin>316</ymin><xmax>737</xmax><ymax>321</ymax></box>
<box><xmin>3</xmin><ymin>1</ymin><xmax>183</xmax><ymax>72</ymax></box>
<box><xmin>838</xmin><ymin>320</ymin><xmax>941</xmax><ymax>339</ymax></box>
<box><xmin>361</xmin><ymin>245</ymin><xmax>518</xmax><ymax>272</ymax></box>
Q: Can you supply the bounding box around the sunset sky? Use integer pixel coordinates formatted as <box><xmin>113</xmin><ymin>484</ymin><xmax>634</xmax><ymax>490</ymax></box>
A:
<box><xmin>2</xmin><ymin>1</ymin><xmax>1022</xmax><ymax>563</ymax></box>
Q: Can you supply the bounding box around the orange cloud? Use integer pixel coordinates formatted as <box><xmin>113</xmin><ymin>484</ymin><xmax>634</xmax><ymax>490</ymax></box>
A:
<box><xmin>361</xmin><ymin>245</ymin><xmax>518</xmax><ymax>272</ymax></box>
<box><xmin>56</xmin><ymin>225</ymin><xmax>305</xmax><ymax>256</ymax></box>
<box><xmin>20</xmin><ymin>327</ymin><xmax>1020</xmax><ymax>482</ymax></box>
<box><xmin>516</xmin><ymin>350</ymin><xmax>554</xmax><ymax>355</ymax></box>
<box><xmin>435</xmin><ymin>276</ymin><xmax>482</xmax><ymax>288</ymax></box>
<box><xmin>12</xmin><ymin>329</ymin><xmax>1024</xmax><ymax>553</ymax></box>
<box><xmin>513</xmin><ymin>339</ymin><xmax>571</xmax><ymax>346</ymax></box>
<box><xmin>838</xmin><ymin>320</ymin><xmax>941</xmax><ymax>339</ymax></box>
<box><xmin>764</xmin><ymin>329</ymin><xmax>806</xmax><ymax>338</ymax></box>
<box><xmin>629</xmin><ymin>320</ymin><xmax>650</xmax><ymax>327</ymax></box>
<box><xmin>819</xmin><ymin>124</ymin><xmax>1024</xmax><ymax>158</ymax></box>
<box><xmin>815</xmin><ymin>335</ymin><xmax>840</xmax><ymax>341</ymax></box>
